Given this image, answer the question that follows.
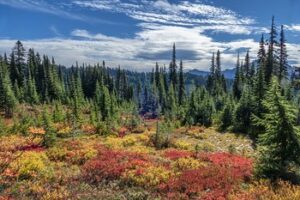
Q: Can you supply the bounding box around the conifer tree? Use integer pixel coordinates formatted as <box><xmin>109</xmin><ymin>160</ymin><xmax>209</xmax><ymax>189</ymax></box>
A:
<box><xmin>254</xmin><ymin>77</ymin><xmax>300</xmax><ymax>178</ymax></box>
<box><xmin>12</xmin><ymin>40</ymin><xmax>27</xmax><ymax>87</ymax></box>
<box><xmin>0</xmin><ymin>60</ymin><xmax>17</xmax><ymax>117</ymax></box>
<box><xmin>166</xmin><ymin>83</ymin><xmax>176</xmax><ymax>120</ymax></box>
<box><xmin>42</xmin><ymin>109</ymin><xmax>56</xmax><ymax>148</ymax></box>
<box><xmin>169</xmin><ymin>43</ymin><xmax>177</xmax><ymax>88</ymax></box>
<box><xmin>258</xmin><ymin>34</ymin><xmax>266</xmax><ymax>70</ymax></box>
<box><xmin>25</xmin><ymin>70</ymin><xmax>39</xmax><ymax>105</ymax></box>
<box><xmin>178</xmin><ymin>60</ymin><xmax>185</xmax><ymax>105</ymax></box>
<box><xmin>233</xmin><ymin>85</ymin><xmax>254</xmax><ymax>133</ymax></box>
<box><xmin>265</xmin><ymin>16</ymin><xmax>278</xmax><ymax>82</ymax></box>
<box><xmin>100</xmin><ymin>85</ymin><xmax>112</xmax><ymax>121</ymax></box>
<box><xmin>215</xmin><ymin>50</ymin><xmax>222</xmax><ymax>81</ymax></box>
<box><xmin>219</xmin><ymin>97</ymin><xmax>234</xmax><ymax>131</ymax></box>
<box><xmin>155</xmin><ymin>62</ymin><xmax>160</xmax><ymax>88</ymax></box>
<box><xmin>206</xmin><ymin>53</ymin><xmax>215</xmax><ymax>93</ymax></box>
<box><xmin>279</xmin><ymin>25</ymin><xmax>288</xmax><ymax>83</ymax></box>
<box><xmin>244</xmin><ymin>51</ymin><xmax>251</xmax><ymax>80</ymax></box>
<box><xmin>233</xmin><ymin>53</ymin><xmax>242</xmax><ymax>99</ymax></box>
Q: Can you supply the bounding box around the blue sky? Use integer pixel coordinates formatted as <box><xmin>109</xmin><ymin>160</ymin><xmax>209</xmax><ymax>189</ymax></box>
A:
<box><xmin>0</xmin><ymin>0</ymin><xmax>300</xmax><ymax>71</ymax></box>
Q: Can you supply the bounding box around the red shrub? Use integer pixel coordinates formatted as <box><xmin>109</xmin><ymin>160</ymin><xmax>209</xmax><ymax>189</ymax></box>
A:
<box><xmin>17</xmin><ymin>144</ymin><xmax>45</xmax><ymax>152</ymax></box>
<box><xmin>159</xmin><ymin>153</ymin><xmax>253</xmax><ymax>200</ymax></box>
<box><xmin>163</xmin><ymin>149</ymin><xmax>193</xmax><ymax>160</ymax></box>
<box><xmin>201</xmin><ymin>152</ymin><xmax>253</xmax><ymax>180</ymax></box>
<box><xmin>159</xmin><ymin>166</ymin><xmax>236</xmax><ymax>200</ymax></box>
<box><xmin>81</xmin><ymin>147</ymin><xmax>150</xmax><ymax>184</ymax></box>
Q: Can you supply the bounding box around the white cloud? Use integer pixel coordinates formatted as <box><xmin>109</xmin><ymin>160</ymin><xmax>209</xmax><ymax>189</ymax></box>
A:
<box><xmin>72</xmin><ymin>0</ymin><xmax>260</xmax><ymax>35</ymax></box>
<box><xmin>1</xmin><ymin>25</ymin><xmax>285</xmax><ymax>71</ymax></box>
<box><xmin>1</xmin><ymin>0</ymin><xmax>299</xmax><ymax>71</ymax></box>
<box><xmin>286</xmin><ymin>24</ymin><xmax>300</xmax><ymax>32</ymax></box>
<box><xmin>0</xmin><ymin>0</ymin><xmax>116</xmax><ymax>24</ymax></box>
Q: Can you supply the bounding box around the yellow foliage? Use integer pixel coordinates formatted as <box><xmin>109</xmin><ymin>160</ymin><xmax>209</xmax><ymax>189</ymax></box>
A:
<box><xmin>28</xmin><ymin>127</ymin><xmax>45</xmax><ymax>135</ymax></box>
<box><xmin>123</xmin><ymin>166</ymin><xmax>173</xmax><ymax>188</ymax></box>
<box><xmin>57</xmin><ymin>126</ymin><xmax>72</xmax><ymax>135</ymax></box>
<box><xmin>229</xmin><ymin>180</ymin><xmax>300</xmax><ymax>200</ymax></box>
<box><xmin>173</xmin><ymin>140</ymin><xmax>192</xmax><ymax>150</ymax></box>
<box><xmin>103</xmin><ymin>136</ymin><xmax>124</xmax><ymax>149</ymax></box>
<box><xmin>103</xmin><ymin>134</ymin><xmax>151</xmax><ymax>150</ymax></box>
<box><xmin>197</xmin><ymin>141</ymin><xmax>216</xmax><ymax>152</ymax></box>
<box><xmin>47</xmin><ymin>142</ymin><xmax>97</xmax><ymax>165</ymax></box>
<box><xmin>41</xmin><ymin>187</ymin><xmax>70</xmax><ymax>200</ymax></box>
<box><xmin>172</xmin><ymin>157</ymin><xmax>206</xmax><ymax>171</ymax></box>
<box><xmin>126</xmin><ymin>145</ymin><xmax>154</xmax><ymax>154</ymax></box>
<box><xmin>8</xmin><ymin>151</ymin><xmax>52</xmax><ymax>179</ymax></box>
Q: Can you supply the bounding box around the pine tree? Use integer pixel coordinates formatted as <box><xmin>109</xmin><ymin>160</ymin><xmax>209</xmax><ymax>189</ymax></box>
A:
<box><xmin>12</xmin><ymin>40</ymin><xmax>27</xmax><ymax>87</ymax></box>
<box><xmin>155</xmin><ymin>62</ymin><xmax>160</xmax><ymax>88</ymax></box>
<box><xmin>178</xmin><ymin>60</ymin><xmax>185</xmax><ymax>105</ymax></box>
<box><xmin>258</xmin><ymin>34</ymin><xmax>266</xmax><ymax>70</ymax></box>
<box><xmin>233</xmin><ymin>53</ymin><xmax>242</xmax><ymax>99</ymax></box>
<box><xmin>42</xmin><ymin>109</ymin><xmax>56</xmax><ymax>148</ymax></box>
<box><xmin>265</xmin><ymin>16</ymin><xmax>278</xmax><ymax>83</ymax></box>
<box><xmin>244</xmin><ymin>51</ymin><xmax>250</xmax><ymax>80</ymax></box>
<box><xmin>169</xmin><ymin>43</ymin><xmax>177</xmax><ymax>87</ymax></box>
<box><xmin>206</xmin><ymin>53</ymin><xmax>215</xmax><ymax>93</ymax></box>
<box><xmin>166</xmin><ymin>83</ymin><xmax>176</xmax><ymax>120</ymax></box>
<box><xmin>219</xmin><ymin>97</ymin><xmax>234</xmax><ymax>131</ymax></box>
<box><xmin>0</xmin><ymin>60</ymin><xmax>18</xmax><ymax>117</ymax></box>
<box><xmin>25</xmin><ymin>70</ymin><xmax>39</xmax><ymax>104</ymax></box>
<box><xmin>279</xmin><ymin>25</ymin><xmax>288</xmax><ymax>83</ymax></box>
<box><xmin>254</xmin><ymin>77</ymin><xmax>300</xmax><ymax>178</ymax></box>
<box><xmin>233</xmin><ymin>85</ymin><xmax>254</xmax><ymax>133</ymax></box>
<box><xmin>215</xmin><ymin>50</ymin><xmax>222</xmax><ymax>81</ymax></box>
<box><xmin>100</xmin><ymin>85</ymin><xmax>112</xmax><ymax>121</ymax></box>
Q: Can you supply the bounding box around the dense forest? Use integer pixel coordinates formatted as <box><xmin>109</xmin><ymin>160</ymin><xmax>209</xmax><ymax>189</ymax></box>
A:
<box><xmin>1</xmin><ymin>17</ymin><xmax>300</xmax><ymax>199</ymax></box>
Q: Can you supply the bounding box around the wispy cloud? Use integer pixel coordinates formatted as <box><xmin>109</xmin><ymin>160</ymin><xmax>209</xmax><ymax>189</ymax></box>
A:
<box><xmin>72</xmin><ymin>0</ymin><xmax>260</xmax><ymax>35</ymax></box>
<box><xmin>0</xmin><ymin>0</ymin><xmax>116</xmax><ymax>24</ymax></box>
<box><xmin>1</xmin><ymin>0</ymin><xmax>299</xmax><ymax>71</ymax></box>
<box><xmin>286</xmin><ymin>24</ymin><xmax>300</xmax><ymax>32</ymax></box>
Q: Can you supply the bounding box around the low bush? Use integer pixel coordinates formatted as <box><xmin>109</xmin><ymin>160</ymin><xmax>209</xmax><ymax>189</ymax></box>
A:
<box><xmin>81</xmin><ymin>147</ymin><xmax>151</xmax><ymax>184</ymax></box>
<box><xmin>6</xmin><ymin>151</ymin><xmax>53</xmax><ymax>180</ymax></box>
<box><xmin>123</xmin><ymin>165</ymin><xmax>173</xmax><ymax>188</ymax></box>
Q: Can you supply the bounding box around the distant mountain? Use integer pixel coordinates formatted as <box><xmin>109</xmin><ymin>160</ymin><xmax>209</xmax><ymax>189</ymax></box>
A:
<box><xmin>188</xmin><ymin>64</ymin><xmax>295</xmax><ymax>80</ymax></box>
<box><xmin>187</xmin><ymin>68</ymin><xmax>236</xmax><ymax>79</ymax></box>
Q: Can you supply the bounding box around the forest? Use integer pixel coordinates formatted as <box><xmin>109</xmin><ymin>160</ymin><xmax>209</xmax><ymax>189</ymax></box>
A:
<box><xmin>0</xmin><ymin>17</ymin><xmax>300</xmax><ymax>199</ymax></box>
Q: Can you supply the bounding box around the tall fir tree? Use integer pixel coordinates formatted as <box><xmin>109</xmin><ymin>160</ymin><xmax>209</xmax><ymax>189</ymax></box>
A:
<box><xmin>233</xmin><ymin>53</ymin><xmax>242</xmax><ymax>99</ymax></box>
<box><xmin>265</xmin><ymin>16</ymin><xmax>278</xmax><ymax>83</ymax></box>
<box><xmin>0</xmin><ymin>60</ymin><xmax>18</xmax><ymax>117</ymax></box>
<box><xmin>178</xmin><ymin>60</ymin><xmax>185</xmax><ymax>105</ymax></box>
<box><xmin>254</xmin><ymin>77</ymin><xmax>300</xmax><ymax>178</ymax></box>
<box><xmin>278</xmin><ymin>25</ymin><xmax>288</xmax><ymax>83</ymax></box>
<box><xmin>169</xmin><ymin>43</ymin><xmax>177</xmax><ymax>88</ymax></box>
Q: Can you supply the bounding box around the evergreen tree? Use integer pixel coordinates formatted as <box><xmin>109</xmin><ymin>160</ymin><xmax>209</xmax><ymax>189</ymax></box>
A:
<box><xmin>206</xmin><ymin>53</ymin><xmax>215</xmax><ymax>93</ymax></box>
<box><xmin>244</xmin><ymin>51</ymin><xmax>251</xmax><ymax>80</ymax></box>
<box><xmin>233</xmin><ymin>85</ymin><xmax>254</xmax><ymax>133</ymax></box>
<box><xmin>258</xmin><ymin>34</ymin><xmax>266</xmax><ymax>70</ymax></box>
<box><xmin>219</xmin><ymin>97</ymin><xmax>234</xmax><ymax>131</ymax></box>
<box><xmin>166</xmin><ymin>84</ymin><xmax>177</xmax><ymax>120</ymax></box>
<box><xmin>169</xmin><ymin>43</ymin><xmax>177</xmax><ymax>87</ymax></box>
<box><xmin>25</xmin><ymin>70</ymin><xmax>39</xmax><ymax>104</ymax></box>
<box><xmin>254</xmin><ymin>77</ymin><xmax>300</xmax><ymax>178</ymax></box>
<box><xmin>233</xmin><ymin>53</ymin><xmax>242</xmax><ymax>99</ymax></box>
<box><xmin>12</xmin><ymin>40</ymin><xmax>27</xmax><ymax>87</ymax></box>
<box><xmin>0</xmin><ymin>60</ymin><xmax>18</xmax><ymax>117</ymax></box>
<box><xmin>265</xmin><ymin>16</ymin><xmax>279</xmax><ymax>82</ymax></box>
<box><xmin>178</xmin><ymin>60</ymin><xmax>185</xmax><ymax>105</ymax></box>
<box><xmin>42</xmin><ymin>109</ymin><xmax>56</xmax><ymax>148</ymax></box>
<box><xmin>278</xmin><ymin>25</ymin><xmax>288</xmax><ymax>83</ymax></box>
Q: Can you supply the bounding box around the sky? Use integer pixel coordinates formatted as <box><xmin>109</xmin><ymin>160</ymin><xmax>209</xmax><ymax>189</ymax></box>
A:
<box><xmin>0</xmin><ymin>0</ymin><xmax>300</xmax><ymax>71</ymax></box>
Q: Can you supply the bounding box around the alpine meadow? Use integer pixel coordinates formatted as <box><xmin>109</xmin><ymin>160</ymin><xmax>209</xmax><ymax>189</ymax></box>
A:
<box><xmin>1</xmin><ymin>0</ymin><xmax>300</xmax><ymax>199</ymax></box>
